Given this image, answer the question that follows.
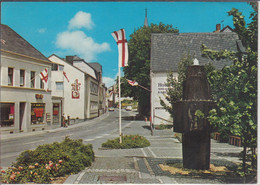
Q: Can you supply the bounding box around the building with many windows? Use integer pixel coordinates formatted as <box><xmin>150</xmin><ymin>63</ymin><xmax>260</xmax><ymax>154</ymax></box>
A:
<box><xmin>49</xmin><ymin>54</ymin><xmax>102</xmax><ymax>122</ymax></box>
<box><xmin>0</xmin><ymin>24</ymin><xmax>55</xmax><ymax>134</ymax></box>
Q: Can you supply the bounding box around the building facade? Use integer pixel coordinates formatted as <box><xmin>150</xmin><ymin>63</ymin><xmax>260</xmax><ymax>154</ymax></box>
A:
<box><xmin>150</xmin><ymin>31</ymin><xmax>243</xmax><ymax>125</ymax></box>
<box><xmin>49</xmin><ymin>54</ymin><xmax>101</xmax><ymax>122</ymax></box>
<box><xmin>0</xmin><ymin>24</ymin><xmax>53</xmax><ymax>134</ymax></box>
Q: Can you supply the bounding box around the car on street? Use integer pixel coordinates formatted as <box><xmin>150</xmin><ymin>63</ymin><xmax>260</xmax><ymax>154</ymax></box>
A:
<box><xmin>108</xmin><ymin>107</ymin><xmax>115</xmax><ymax>111</ymax></box>
<box><xmin>125</xmin><ymin>106</ymin><xmax>132</xmax><ymax>111</ymax></box>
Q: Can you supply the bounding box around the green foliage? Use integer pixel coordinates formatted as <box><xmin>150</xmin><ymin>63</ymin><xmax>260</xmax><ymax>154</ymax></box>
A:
<box><xmin>1</xmin><ymin>137</ymin><xmax>94</xmax><ymax>184</ymax></box>
<box><xmin>123</xmin><ymin>23</ymin><xmax>179</xmax><ymax>116</ymax></box>
<box><xmin>202</xmin><ymin>7</ymin><xmax>257</xmax><ymax>176</ymax></box>
<box><xmin>102</xmin><ymin>135</ymin><xmax>150</xmax><ymax>149</ymax></box>
<box><xmin>154</xmin><ymin>124</ymin><xmax>173</xmax><ymax>130</ymax></box>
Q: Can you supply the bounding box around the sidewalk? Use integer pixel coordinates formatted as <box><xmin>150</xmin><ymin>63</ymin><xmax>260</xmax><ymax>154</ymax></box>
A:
<box><xmin>0</xmin><ymin>113</ymin><xmax>109</xmax><ymax>141</ymax></box>
<box><xmin>65</xmin><ymin>119</ymin><xmax>244</xmax><ymax>184</ymax></box>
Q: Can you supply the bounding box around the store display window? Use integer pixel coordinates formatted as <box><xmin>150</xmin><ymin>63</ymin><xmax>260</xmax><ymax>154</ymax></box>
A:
<box><xmin>53</xmin><ymin>103</ymin><xmax>60</xmax><ymax>123</ymax></box>
<box><xmin>31</xmin><ymin>103</ymin><xmax>45</xmax><ymax>124</ymax></box>
<box><xmin>0</xmin><ymin>103</ymin><xmax>14</xmax><ymax>127</ymax></box>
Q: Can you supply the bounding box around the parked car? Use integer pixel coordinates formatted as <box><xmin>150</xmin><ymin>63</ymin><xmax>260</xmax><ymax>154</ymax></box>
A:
<box><xmin>125</xmin><ymin>106</ymin><xmax>132</xmax><ymax>111</ymax></box>
<box><xmin>108</xmin><ymin>107</ymin><xmax>115</xmax><ymax>111</ymax></box>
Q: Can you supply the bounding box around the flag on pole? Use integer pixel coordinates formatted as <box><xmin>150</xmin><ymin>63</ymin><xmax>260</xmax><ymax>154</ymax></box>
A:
<box><xmin>39</xmin><ymin>68</ymin><xmax>49</xmax><ymax>92</ymax></box>
<box><xmin>127</xmin><ymin>79</ymin><xmax>138</xmax><ymax>86</ymax></box>
<box><xmin>63</xmin><ymin>71</ymin><xmax>69</xmax><ymax>82</ymax></box>
<box><xmin>111</xmin><ymin>29</ymin><xmax>128</xmax><ymax>67</ymax></box>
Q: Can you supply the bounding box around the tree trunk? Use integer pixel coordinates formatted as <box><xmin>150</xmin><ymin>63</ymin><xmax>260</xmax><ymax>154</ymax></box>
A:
<box><xmin>242</xmin><ymin>145</ymin><xmax>247</xmax><ymax>174</ymax></box>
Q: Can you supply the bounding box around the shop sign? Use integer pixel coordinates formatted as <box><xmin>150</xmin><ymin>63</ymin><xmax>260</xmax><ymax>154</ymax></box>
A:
<box><xmin>35</xmin><ymin>94</ymin><xmax>43</xmax><ymax>99</ymax></box>
<box><xmin>71</xmin><ymin>79</ymin><xmax>81</xmax><ymax>99</ymax></box>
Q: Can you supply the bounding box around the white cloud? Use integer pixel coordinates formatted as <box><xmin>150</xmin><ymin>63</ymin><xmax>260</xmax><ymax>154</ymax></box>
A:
<box><xmin>103</xmin><ymin>77</ymin><xmax>116</xmax><ymax>88</ymax></box>
<box><xmin>56</xmin><ymin>30</ymin><xmax>110</xmax><ymax>61</ymax></box>
<box><xmin>68</xmin><ymin>11</ymin><xmax>94</xmax><ymax>30</ymax></box>
<box><xmin>38</xmin><ymin>28</ymin><xmax>46</xmax><ymax>33</ymax></box>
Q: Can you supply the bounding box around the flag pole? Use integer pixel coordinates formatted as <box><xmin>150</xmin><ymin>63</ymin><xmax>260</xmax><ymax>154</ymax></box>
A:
<box><xmin>118</xmin><ymin>66</ymin><xmax>122</xmax><ymax>143</ymax></box>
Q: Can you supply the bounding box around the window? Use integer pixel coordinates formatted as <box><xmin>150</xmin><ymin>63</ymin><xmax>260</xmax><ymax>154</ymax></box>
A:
<box><xmin>40</xmin><ymin>78</ymin><xmax>44</xmax><ymax>89</ymax></box>
<box><xmin>30</xmin><ymin>71</ymin><xmax>35</xmax><ymax>88</ymax></box>
<box><xmin>56</xmin><ymin>82</ymin><xmax>64</xmax><ymax>90</ymax></box>
<box><xmin>20</xmin><ymin>69</ymin><xmax>25</xmax><ymax>87</ymax></box>
<box><xmin>52</xmin><ymin>64</ymin><xmax>58</xmax><ymax>71</ymax></box>
<box><xmin>8</xmin><ymin>68</ymin><xmax>13</xmax><ymax>86</ymax></box>
<box><xmin>58</xmin><ymin>65</ymin><xmax>64</xmax><ymax>71</ymax></box>
<box><xmin>31</xmin><ymin>103</ymin><xmax>45</xmax><ymax>124</ymax></box>
<box><xmin>90</xmin><ymin>82</ymin><xmax>98</xmax><ymax>95</ymax></box>
<box><xmin>0</xmin><ymin>103</ymin><xmax>15</xmax><ymax>127</ymax></box>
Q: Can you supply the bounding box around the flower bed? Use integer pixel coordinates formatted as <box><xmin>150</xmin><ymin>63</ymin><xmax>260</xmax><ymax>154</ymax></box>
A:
<box><xmin>0</xmin><ymin>137</ymin><xmax>94</xmax><ymax>184</ymax></box>
<box><xmin>101</xmin><ymin>135</ymin><xmax>150</xmax><ymax>149</ymax></box>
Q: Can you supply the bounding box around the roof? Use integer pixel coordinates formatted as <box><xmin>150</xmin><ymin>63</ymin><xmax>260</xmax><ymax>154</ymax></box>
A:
<box><xmin>151</xmin><ymin>32</ymin><xmax>240</xmax><ymax>72</ymax></box>
<box><xmin>89</xmin><ymin>62</ymin><xmax>102</xmax><ymax>73</ymax></box>
<box><xmin>1</xmin><ymin>24</ymin><xmax>48</xmax><ymax>61</ymax></box>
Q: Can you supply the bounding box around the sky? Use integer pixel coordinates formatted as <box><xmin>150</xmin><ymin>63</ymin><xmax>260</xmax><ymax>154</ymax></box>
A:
<box><xmin>1</xmin><ymin>1</ymin><xmax>254</xmax><ymax>87</ymax></box>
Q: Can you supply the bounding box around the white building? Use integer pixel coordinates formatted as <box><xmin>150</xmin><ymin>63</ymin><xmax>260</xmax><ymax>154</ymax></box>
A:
<box><xmin>49</xmin><ymin>54</ymin><xmax>100</xmax><ymax>122</ymax></box>
<box><xmin>150</xmin><ymin>29</ymin><xmax>244</xmax><ymax>125</ymax></box>
<box><xmin>0</xmin><ymin>24</ymin><xmax>53</xmax><ymax>134</ymax></box>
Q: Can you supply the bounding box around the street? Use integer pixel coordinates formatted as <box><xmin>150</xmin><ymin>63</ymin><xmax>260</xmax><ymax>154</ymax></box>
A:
<box><xmin>1</xmin><ymin>109</ymin><xmax>245</xmax><ymax>183</ymax></box>
<box><xmin>0</xmin><ymin>109</ymin><xmax>134</xmax><ymax>168</ymax></box>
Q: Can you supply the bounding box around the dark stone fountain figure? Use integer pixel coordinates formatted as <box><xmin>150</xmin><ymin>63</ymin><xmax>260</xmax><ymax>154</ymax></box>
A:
<box><xmin>174</xmin><ymin>59</ymin><xmax>215</xmax><ymax>170</ymax></box>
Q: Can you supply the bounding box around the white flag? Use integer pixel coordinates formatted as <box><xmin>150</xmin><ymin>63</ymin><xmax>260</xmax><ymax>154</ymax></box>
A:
<box><xmin>127</xmin><ymin>79</ymin><xmax>138</xmax><ymax>86</ymax></box>
<box><xmin>111</xmin><ymin>29</ymin><xmax>128</xmax><ymax>67</ymax></box>
<box><xmin>39</xmin><ymin>68</ymin><xmax>49</xmax><ymax>92</ymax></box>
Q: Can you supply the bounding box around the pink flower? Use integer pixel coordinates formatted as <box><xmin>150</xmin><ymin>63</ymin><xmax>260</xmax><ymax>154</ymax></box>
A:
<box><xmin>49</xmin><ymin>161</ymin><xmax>53</xmax><ymax>164</ymax></box>
<box><xmin>16</xmin><ymin>171</ymin><xmax>20</xmax><ymax>175</ymax></box>
<box><xmin>18</xmin><ymin>166</ymin><xmax>23</xmax><ymax>171</ymax></box>
<box><xmin>58</xmin><ymin>160</ymin><xmax>62</xmax><ymax>164</ymax></box>
<box><xmin>46</xmin><ymin>166</ymin><xmax>51</xmax><ymax>170</ymax></box>
<box><xmin>10</xmin><ymin>174</ymin><xmax>16</xmax><ymax>181</ymax></box>
<box><xmin>29</xmin><ymin>165</ymin><xmax>35</xmax><ymax>169</ymax></box>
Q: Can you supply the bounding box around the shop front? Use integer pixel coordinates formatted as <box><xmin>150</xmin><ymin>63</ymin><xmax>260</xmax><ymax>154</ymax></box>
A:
<box><xmin>0</xmin><ymin>103</ymin><xmax>15</xmax><ymax>127</ymax></box>
<box><xmin>31</xmin><ymin>103</ymin><xmax>45</xmax><ymax>125</ymax></box>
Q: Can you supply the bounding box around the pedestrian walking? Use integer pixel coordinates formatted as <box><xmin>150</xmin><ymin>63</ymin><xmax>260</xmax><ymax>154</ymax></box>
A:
<box><xmin>62</xmin><ymin>113</ymin><xmax>67</xmax><ymax>128</ymax></box>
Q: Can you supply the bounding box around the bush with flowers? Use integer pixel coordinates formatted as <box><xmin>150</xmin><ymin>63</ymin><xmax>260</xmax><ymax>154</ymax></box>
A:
<box><xmin>0</xmin><ymin>137</ymin><xmax>94</xmax><ymax>184</ymax></box>
<box><xmin>101</xmin><ymin>134</ymin><xmax>150</xmax><ymax>149</ymax></box>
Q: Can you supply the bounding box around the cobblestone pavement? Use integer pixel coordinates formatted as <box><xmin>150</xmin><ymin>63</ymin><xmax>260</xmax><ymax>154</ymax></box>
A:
<box><xmin>65</xmin><ymin>119</ymin><xmax>244</xmax><ymax>184</ymax></box>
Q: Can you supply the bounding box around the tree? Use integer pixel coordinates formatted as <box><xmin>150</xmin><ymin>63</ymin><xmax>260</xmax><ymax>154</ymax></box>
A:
<box><xmin>123</xmin><ymin>23</ymin><xmax>179</xmax><ymax>116</ymax></box>
<box><xmin>201</xmin><ymin>7</ymin><xmax>257</xmax><ymax>178</ymax></box>
<box><xmin>160</xmin><ymin>53</ymin><xmax>214</xmax><ymax>122</ymax></box>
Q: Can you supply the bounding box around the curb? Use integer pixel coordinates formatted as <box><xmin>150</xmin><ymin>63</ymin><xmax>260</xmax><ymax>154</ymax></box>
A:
<box><xmin>1</xmin><ymin>112</ymin><xmax>109</xmax><ymax>141</ymax></box>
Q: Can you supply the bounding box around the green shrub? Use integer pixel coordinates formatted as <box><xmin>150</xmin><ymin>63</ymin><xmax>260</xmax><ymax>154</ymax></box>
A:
<box><xmin>155</xmin><ymin>124</ymin><xmax>173</xmax><ymax>130</ymax></box>
<box><xmin>1</xmin><ymin>137</ymin><xmax>94</xmax><ymax>184</ymax></box>
<box><xmin>102</xmin><ymin>135</ymin><xmax>150</xmax><ymax>149</ymax></box>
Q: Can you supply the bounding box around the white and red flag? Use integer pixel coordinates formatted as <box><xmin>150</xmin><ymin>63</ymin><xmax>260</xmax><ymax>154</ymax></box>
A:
<box><xmin>63</xmin><ymin>71</ymin><xmax>69</xmax><ymax>82</ymax></box>
<box><xmin>39</xmin><ymin>68</ymin><xmax>49</xmax><ymax>91</ymax></box>
<box><xmin>111</xmin><ymin>29</ymin><xmax>128</xmax><ymax>67</ymax></box>
<box><xmin>127</xmin><ymin>79</ymin><xmax>138</xmax><ymax>86</ymax></box>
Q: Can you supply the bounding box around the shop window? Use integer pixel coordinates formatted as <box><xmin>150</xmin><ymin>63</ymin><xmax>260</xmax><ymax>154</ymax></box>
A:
<box><xmin>31</xmin><ymin>103</ymin><xmax>45</xmax><ymax>124</ymax></box>
<box><xmin>31</xmin><ymin>71</ymin><xmax>35</xmax><ymax>88</ymax></box>
<box><xmin>0</xmin><ymin>103</ymin><xmax>14</xmax><ymax>127</ymax></box>
<box><xmin>53</xmin><ymin>103</ymin><xmax>60</xmax><ymax>123</ymax></box>
<box><xmin>8</xmin><ymin>68</ymin><xmax>13</xmax><ymax>86</ymax></box>
<box><xmin>20</xmin><ymin>69</ymin><xmax>25</xmax><ymax>87</ymax></box>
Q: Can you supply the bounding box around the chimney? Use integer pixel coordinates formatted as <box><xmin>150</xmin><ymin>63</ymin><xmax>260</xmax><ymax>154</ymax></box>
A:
<box><xmin>65</xmin><ymin>56</ymin><xmax>74</xmax><ymax>65</ymax></box>
<box><xmin>216</xmin><ymin>24</ymin><xmax>221</xmax><ymax>32</ymax></box>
